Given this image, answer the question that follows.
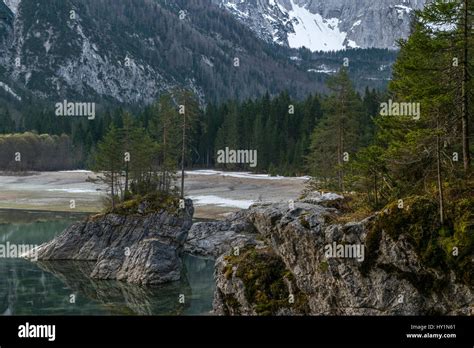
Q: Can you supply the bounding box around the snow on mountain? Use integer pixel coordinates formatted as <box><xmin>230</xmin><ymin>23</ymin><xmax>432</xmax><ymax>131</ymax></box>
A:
<box><xmin>2</xmin><ymin>0</ymin><xmax>20</xmax><ymax>15</ymax></box>
<box><xmin>287</xmin><ymin>0</ymin><xmax>348</xmax><ymax>51</ymax></box>
<box><xmin>307</xmin><ymin>65</ymin><xmax>337</xmax><ymax>74</ymax></box>
<box><xmin>218</xmin><ymin>0</ymin><xmax>427</xmax><ymax>51</ymax></box>
<box><xmin>0</xmin><ymin>81</ymin><xmax>21</xmax><ymax>101</ymax></box>
<box><xmin>0</xmin><ymin>0</ymin><xmax>325</xmax><ymax>105</ymax></box>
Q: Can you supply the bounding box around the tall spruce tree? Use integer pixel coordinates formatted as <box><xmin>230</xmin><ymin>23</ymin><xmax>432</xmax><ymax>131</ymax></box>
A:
<box><xmin>150</xmin><ymin>93</ymin><xmax>180</xmax><ymax>192</ymax></box>
<box><xmin>175</xmin><ymin>88</ymin><xmax>200</xmax><ymax>198</ymax></box>
<box><xmin>307</xmin><ymin>69</ymin><xmax>364</xmax><ymax>191</ymax></box>
<box><xmin>92</xmin><ymin>125</ymin><xmax>123</xmax><ymax>211</ymax></box>
<box><xmin>416</xmin><ymin>0</ymin><xmax>474</xmax><ymax>172</ymax></box>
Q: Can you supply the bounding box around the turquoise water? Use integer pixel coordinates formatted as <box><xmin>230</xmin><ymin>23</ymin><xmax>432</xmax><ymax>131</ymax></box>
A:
<box><xmin>0</xmin><ymin>210</ymin><xmax>215</xmax><ymax>315</ymax></box>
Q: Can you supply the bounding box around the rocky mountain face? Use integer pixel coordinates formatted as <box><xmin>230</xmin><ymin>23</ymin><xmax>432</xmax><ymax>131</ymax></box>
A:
<box><xmin>29</xmin><ymin>199</ymin><xmax>194</xmax><ymax>285</ymax></box>
<box><xmin>217</xmin><ymin>0</ymin><xmax>426</xmax><ymax>51</ymax></box>
<box><xmin>191</xmin><ymin>194</ymin><xmax>473</xmax><ymax>315</ymax></box>
<box><xmin>0</xmin><ymin>0</ymin><xmax>322</xmax><ymax>106</ymax></box>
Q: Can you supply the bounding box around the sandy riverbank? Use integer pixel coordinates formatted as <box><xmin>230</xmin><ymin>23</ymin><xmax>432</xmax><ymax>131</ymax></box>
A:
<box><xmin>0</xmin><ymin>170</ymin><xmax>309</xmax><ymax>220</ymax></box>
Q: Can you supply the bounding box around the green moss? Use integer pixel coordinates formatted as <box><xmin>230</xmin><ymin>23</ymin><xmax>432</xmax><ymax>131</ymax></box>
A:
<box><xmin>223</xmin><ymin>264</ymin><xmax>233</xmax><ymax>279</ymax></box>
<box><xmin>373</xmin><ymin>196</ymin><xmax>440</xmax><ymax>246</ymax></box>
<box><xmin>221</xmin><ymin>292</ymin><xmax>242</xmax><ymax>315</ymax></box>
<box><xmin>444</xmin><ymin>197</ymin><xmax>474</xmax><ymax>285</ymax></box>
<box><xmin>226</xmin><ymin>247</ymin><xmax>310</xmax><ymax>316</ymax></box>
<box><xmin>319</xmin><ymin>261</ymin><xmax>329</xmax><ymax>272</ymax></box>
<box><xmin>108</xmin><ymin>192</ymin><xmax>180</xmax><ymax>216</ymax></box>
<box><xmin>361</xmin><ymin>195</ymin><xmax>474</xmax><ymax>288</ymax></box>
<box><xmin>299</xmin><ymin>215</ymin><xmax>310</xmax><ymax>229</ymax></box>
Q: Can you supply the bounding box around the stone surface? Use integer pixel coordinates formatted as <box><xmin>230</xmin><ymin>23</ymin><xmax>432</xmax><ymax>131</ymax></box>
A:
<box><xmin>212</xmin><ymin>198</ymin><xmax>474</xmax><ymax>315</ymax></box>
<box><xmin>184</xmin><ymin>210</ymin><xmax>258</xmax><ymax>257</ymax></box>
<box><xmin>29</xmin><ymin>199</ymin><xmax>194</xmax><ymax>285</ymax></box>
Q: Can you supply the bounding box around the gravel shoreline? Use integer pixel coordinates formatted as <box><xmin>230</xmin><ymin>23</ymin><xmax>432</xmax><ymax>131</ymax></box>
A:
<box><xmin>0</xmin><ymin>170</ymin><xmax>309</xmax><ymax>220</ymax></box>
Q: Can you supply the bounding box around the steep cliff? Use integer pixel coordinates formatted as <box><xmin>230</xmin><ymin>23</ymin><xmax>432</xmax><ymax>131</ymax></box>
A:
<box><xmin>218</xmin><ymin>0</ymin><xmax>426</xmax><ymax>51</ymax></box>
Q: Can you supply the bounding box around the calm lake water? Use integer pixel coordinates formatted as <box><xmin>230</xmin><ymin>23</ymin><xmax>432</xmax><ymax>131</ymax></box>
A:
<box><xmin>0</xmin><ymin>210</ymin><xmax>215</xmax><ymax>315</ymax></box>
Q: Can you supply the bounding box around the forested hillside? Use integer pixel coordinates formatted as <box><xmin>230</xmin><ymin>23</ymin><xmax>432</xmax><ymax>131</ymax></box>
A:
<box><xmin>0</xmin><ymin>0</ymin><xmax>472</xmax><ymax>189</ymax></box>
<box><xmin>0</xmin><ymin>0</ymin><xmax>398</xmax><ymax>148</ymax></box>
<box><xmin>0</xmin><ymin>84</ymin><xmax>384</xmax><ymax>175</ymax></box>
<box><xmin>0</xmin><ymin>0</ymin><xmax>323</xmax><ymax>106</ymax></box>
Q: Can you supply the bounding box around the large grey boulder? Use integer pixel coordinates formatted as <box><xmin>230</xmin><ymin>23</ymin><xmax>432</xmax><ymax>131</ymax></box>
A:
<box><xmin>29</xmin><ymin>199</ymin><xmax>194</xmax><ymax>285</ymax></box>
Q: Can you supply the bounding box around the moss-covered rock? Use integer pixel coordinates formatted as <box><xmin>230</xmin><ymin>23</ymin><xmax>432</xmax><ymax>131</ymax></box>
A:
<box><xmin>213</xmin><ymin>196</ymin><xmax>473</xmax><ymax>315</ymax></box>
<box><xmin>362</xmin><ymin>195</ymin><xmax>474</xmax><ymax>287</ymax></box>
<box><xmin>107</xmin><ymin>192</ymin><xmax>181</xmax><ymax>216</ymax></box>
<box><xmin>223</xmin><ymin>247</ymin><xmax>310</xmax><ymax>316</ymax></box>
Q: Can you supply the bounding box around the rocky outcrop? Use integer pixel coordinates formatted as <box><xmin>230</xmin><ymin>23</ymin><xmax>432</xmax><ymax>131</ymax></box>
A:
<box><xmin>29</xmin><ymin>199</ymin><xmax>194</xmax><ymax>285</ymax></box>
<box><xmin>184</xmin><ymin>211</ymin><xmax>258</xmax><ymax>257</ymax></box>
<box><xmin>212</xmin><ymin>196</ymin><xmax>474</xmax><ymax>315</ymax></box>
<box><xmin>213</xmin><ymin>245</ymin><xmax>310</xmax><ymax>316</ymax></box>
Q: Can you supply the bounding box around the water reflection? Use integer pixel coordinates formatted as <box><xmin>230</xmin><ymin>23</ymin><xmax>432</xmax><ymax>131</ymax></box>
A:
<box><xmin>0</xmin><ymin>211</ymin><xmax>215</xmax><ymax>315</ymax></box>
<box><xmin>35</xmin><ymin>260</ymin><xmax>193</xmax><ymax>315</ymax></box>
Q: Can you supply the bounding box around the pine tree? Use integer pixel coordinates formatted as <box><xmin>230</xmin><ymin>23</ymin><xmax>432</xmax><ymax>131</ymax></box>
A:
<box><xmin>129</xmin><ymin>127</ymin><xmax>157</xmax><ymax>196</ymax></box>
<box><xmin>416</xmin><ymin>0</ymin><xmax>474</xmax><ymax>172</ymax></box>
<box><xmin>353</xmin><ymin>145</ymin><xmax>386</xmax><ymax>208</ymax></box>
<box><xmin>215</xmin><ymin>102</ymin><xmax>240</xmax><ymax>170</ymax></box>
<box><xmin>307</xmin><ymin>69</ymin><xmax>364</xmax><ymax>191</ymax></box>
<box><xmin>381</xmin><ymin>3</ymin><xmax>473</xmax><ymax>221</ymax></box>
<box><xmin>150</xmin><ymin>93</ymin><xmax>180</xmax><ymax>192</ymax></box>
<box><xmin>0</xmin><ymin>109</ymin><xmax>15</xmax><ymax>133</ymax></box>
<box><xmin>120</xmin><ymin>112</ymin><xmax>135</xmax><ymax>200</ymax></box>
<box><xmin>92</xmin><ymin>125</ymin><xmax>123</xmax><ymax>211</ymax></box>
<box><xmin>175</xmin><ymin>88</ymin><xmax>201</xmax><ymax>198</ymax></box>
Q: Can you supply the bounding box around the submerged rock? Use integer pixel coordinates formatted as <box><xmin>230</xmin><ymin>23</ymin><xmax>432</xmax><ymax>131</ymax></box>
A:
<box><xmin>29</xmin><ymin>199</ymin><xmax>194</xmax><ymax>285</ymax></box>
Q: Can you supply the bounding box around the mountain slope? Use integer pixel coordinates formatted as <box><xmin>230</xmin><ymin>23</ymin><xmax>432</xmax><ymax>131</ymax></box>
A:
<box><xmin>217</xmin><ymin>0</ymin><xmax>426</xmax><ymax>51</ymax></box>
<box><xmin>0</xmin><ymin>0</ymin><xmax>323</xmax><ymax>106</ymax></box>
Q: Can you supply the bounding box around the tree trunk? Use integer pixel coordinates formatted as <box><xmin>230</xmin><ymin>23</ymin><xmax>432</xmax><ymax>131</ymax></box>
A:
<box><xmin>111</xmin><ymin>171</ymin><xmax>115</xmax><ymax>211</ymax></box>
<box><xmin>338</xmin><ymin>96</ymin><xmax>345</xmax><ymax>192</ymax></box>
<box><xmin>181</xmin><ymin>111</ymin><xmax>186</xmax><ymax>199</ymax></box>
<box><xmin>373</xmin><ymin>171</ymin><xmax>378</xmax><ymax>207</ymax></box>
<box><xmin>461</xmin><ymin>0</ymin><xmax>471</xmax><ymax>172</ymax></box>
<box><xmin>124</xmin><ymin>161</ymin><xmax>129</xmax><ymax>200</ymax></box>
<box><xmin>162</xmin><ymin>125</ymin><xmax>167</xmax><ymax>192</ymax></box>
<box><xmin>436</xmin><ymin>116</ymin><xmax>445</xmax><ymax>225</ymax></box>
<box><xmin>337</xmin><ymin>118</ymin><xmax>344</xmax><ymax>192</ymax></box>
